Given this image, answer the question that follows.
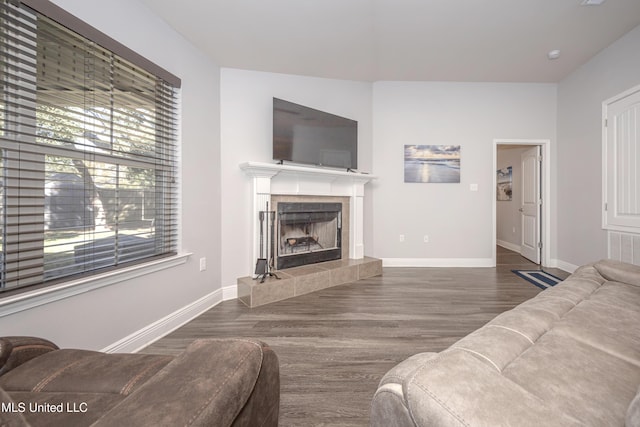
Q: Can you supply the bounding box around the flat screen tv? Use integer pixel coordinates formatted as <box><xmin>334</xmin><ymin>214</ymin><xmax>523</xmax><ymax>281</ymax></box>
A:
<box><xmin>273</xmin><ymin>98</ymin><xmax>358</xmax><ymax>170</ymax></box>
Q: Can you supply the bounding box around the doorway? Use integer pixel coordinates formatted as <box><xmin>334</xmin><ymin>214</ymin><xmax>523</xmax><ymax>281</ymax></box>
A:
<box><xmin>492</xmin><ymin>139</ymin><xmax>551</xmax><ymax>267</ymax></box>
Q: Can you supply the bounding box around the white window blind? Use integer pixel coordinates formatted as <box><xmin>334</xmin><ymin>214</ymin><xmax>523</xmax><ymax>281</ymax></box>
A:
<box><xmin>0</xmin><ymin>0</ymin><xmax>180</xmax><ymax>293</ymax></box>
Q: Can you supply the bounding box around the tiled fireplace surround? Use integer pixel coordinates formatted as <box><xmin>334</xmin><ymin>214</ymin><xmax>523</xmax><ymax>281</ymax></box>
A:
<box><xmin>238</xmin><ymin>162</ymin><xmax>382</xmax><ymax>307</ymax></box>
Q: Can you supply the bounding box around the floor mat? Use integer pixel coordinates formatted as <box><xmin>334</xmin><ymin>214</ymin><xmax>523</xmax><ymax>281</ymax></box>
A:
<box><xmin>512</xmin><ymin>270</ymin><xmax>563</xmax><ymax>290</ymax></box>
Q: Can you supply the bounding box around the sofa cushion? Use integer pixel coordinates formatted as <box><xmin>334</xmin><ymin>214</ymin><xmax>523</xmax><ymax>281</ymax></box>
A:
<box><xmin>0</xmin><ymin>350</ymin><xmax>173</xmax><ymax>395</ymax></box>
<box><xmin>449</xmin><ymin>326</ymin><xmax>532</xmax><ymax>372</ymax></box>
<box><xmin>592</xmin><ymin>280</ymin><xmax>640</xmax><ymax>313</ymax></box>
<box><xmin>91</xmin><ymin>339</ymin><xmax>268</xmax><ymax>426</ymax></box>
<box><xmin>404</xmin><ymin>350</ymin><xmax>582</xmax><ymax>426</ymax></box>
<box><xmin>533</xmin><ymin>274</ymin><xmax>601</xmax><ymax>305</ymax></box>
<box><xmin>487</xmin><ymin>299</ymin><xmax>572</xmax><ymax>342</ymax></box>
<box><xmin>552</xmin><ymin>298</ymin><xmax>640</xmax><ymax>367</ymax></box>
<box><xmin>0</xmin><ymin>350</ymin><xmax>173</xmax><ymax>426</ymax></box>
<box><xmin>516</xmin><ymin>296</ymin><xmax>576</xmax><ymax>321</ymax></box>
<box><xmin>502</xmin><ymin>331</ymin><xmax>640</xmax><ymax>426</ymax></box>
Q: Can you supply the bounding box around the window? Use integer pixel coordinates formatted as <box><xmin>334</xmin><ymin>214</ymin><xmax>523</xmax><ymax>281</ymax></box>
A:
<box><xmin>0</xmin><ymin>0</ymin><xmax>180</xmax><ymax>294</ymax></box>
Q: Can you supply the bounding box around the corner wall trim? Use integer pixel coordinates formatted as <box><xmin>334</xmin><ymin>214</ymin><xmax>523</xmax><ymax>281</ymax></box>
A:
<box><xmin>102</xmin><ymin>287</ymin><xmax>228</xmax><ymax>354</ymax></box>
<box><xmin>382</xmin><ymin>258</ymin><xmax>494</xmax><ymax>268</ymax></box>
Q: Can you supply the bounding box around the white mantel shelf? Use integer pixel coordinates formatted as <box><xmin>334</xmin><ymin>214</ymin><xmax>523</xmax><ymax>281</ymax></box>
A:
<box><xmin>239</xmin><ymin>161</ymin><xmax>376</xmax><ymax>184</ymax></box>
<box><xmin>240</xmin><ymin>161</ymin><xmax>375</xmax><ymax>265</ymax></box>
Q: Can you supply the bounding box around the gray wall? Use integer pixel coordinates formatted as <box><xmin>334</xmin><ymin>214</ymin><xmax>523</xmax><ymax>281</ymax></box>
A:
<box><xmin>372</xmin><ymin>82</ymin><xmax>557</xmax><ymax>265</ymax></box>
<box><xmin>0</xmin><ymin>0</ymin><xmax>223</xmax><ymax>350</ymax></box>
<box><xmin>557</xmin><ymin>25</ymin><xmax>640</xmax><ymax>267</ymax></box>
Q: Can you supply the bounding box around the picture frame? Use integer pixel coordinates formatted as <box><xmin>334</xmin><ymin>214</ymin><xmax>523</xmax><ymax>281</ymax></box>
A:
<box><xmin>404</xmin><ymin>145</ymin><xmax>461</xmax><ymax>183</ymax></box>
<box><xmin>497</xmin><ymin>166</ymin><xmax>513</xmax><ymax>201</ymax></box>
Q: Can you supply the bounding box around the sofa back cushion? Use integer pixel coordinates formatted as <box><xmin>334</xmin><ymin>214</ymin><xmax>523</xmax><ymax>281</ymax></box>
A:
<box><xmin>596</xmin><ymin>260</ymin><xmax>640</xmax><ymax>287</ymax></box>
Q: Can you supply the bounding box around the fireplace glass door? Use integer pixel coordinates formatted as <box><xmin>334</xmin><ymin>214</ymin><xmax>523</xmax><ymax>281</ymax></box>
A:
<box><xmin>277</xmin><ymin>202</ymin><xmax>342</xmax><ymax>269</ymax></box>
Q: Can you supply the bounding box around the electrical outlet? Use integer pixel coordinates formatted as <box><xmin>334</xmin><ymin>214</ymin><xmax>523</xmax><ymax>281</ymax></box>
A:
<box><xmin>399</xmin><ymin>234</ymin><xmax>405</xmax><ymax>242</ymax></box>
<box><xmin>423</xmin><ymin>235</ymin><xmax>429</xmax><ymax>243</ymax></box>
<box><xmin>199</xmin><ymin>257</ymin><xmax>207</xmax><ymax>271</ymax></box>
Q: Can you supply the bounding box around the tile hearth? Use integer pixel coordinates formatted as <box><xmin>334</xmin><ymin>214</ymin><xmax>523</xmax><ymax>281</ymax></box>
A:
<box><xmin>237</xmin><ymin>257</ymin><xmax>382</xmax><ymax>308</ymax></box>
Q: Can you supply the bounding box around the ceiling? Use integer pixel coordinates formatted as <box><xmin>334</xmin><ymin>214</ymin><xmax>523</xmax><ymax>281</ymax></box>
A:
<box><xmin>139</xmin><ymin>0</ymin><xmax>640</xmax><ymax>83</ymax></box>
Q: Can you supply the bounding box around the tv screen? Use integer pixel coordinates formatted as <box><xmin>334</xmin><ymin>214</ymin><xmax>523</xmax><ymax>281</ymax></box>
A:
<box><xmin>273</xmin><ymin>98</ymin><xmax>358</xmax><ymax>170</ymax></box>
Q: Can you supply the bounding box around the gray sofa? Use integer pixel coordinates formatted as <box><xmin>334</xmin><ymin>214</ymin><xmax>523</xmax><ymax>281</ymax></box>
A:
<box><xmin>0</xmin><ymin>337</ymin><xmax>279</xmax><ymax>426</ymax></box>
<box><xmin>371</xmin><ymin>259</ymin><xmax>640</xmax><ymax>427</ymax></box>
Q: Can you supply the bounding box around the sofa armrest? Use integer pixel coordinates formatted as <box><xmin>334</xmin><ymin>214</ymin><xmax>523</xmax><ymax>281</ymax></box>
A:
<box><xmin>595</xmin><ymin>259</ymin><xmax>640</xmax><ymax>287</ymax></box>
<box><xmin>371</xmin><ymin>352</ymin><xmax>439</xmax><ymax>427</ymax></box>
<box><xmin>0</xmin><ymin>336</ymin><xmax>59</xmax><ymax>377</ymax></box>
<box><xmin>93</xmin><ymin>338</ymin><xmax>279</xmax><ymax>427</ymax></box>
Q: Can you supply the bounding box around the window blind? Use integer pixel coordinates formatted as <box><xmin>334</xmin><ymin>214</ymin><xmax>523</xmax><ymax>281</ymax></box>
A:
<box><xmin>0</xmin><ymin>0</ymin><xmax>179</xmax><ymax>292</ymax></box>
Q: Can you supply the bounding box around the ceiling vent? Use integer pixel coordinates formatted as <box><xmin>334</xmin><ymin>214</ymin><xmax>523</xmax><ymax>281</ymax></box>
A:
<box><xmin>581</xmin><ymin>0</ymin><xmax>606</xmax><ymax>5</ymax></box>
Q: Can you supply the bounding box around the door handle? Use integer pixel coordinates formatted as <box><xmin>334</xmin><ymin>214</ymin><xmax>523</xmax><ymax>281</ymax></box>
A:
<box><xmin>519</xmin><ymin>208</ymin><xmax>524</xmax><ymax>212</ymax></box>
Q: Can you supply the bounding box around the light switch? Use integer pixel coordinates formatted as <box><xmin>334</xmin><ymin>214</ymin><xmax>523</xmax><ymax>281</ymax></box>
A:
<box><xmin>470</xmin><ymin>183</ymin><xmax>478</xmax><ymax>192</ymax></box>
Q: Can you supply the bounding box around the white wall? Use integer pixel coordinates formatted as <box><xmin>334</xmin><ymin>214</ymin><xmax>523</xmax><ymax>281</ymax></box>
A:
<box><xmin>496</xmin><ymin>147</ymin><xmax>527</xmax><ymax>250</ymax></box>
<box><xmin>558</xmin><ymin>26</ymin><xmax>640</xmax><ymax>265</ymax></box>
<box><xmin>557</xmin><ymin>25</ymin><xmax>640</xmax><ymax>267</ymax></box>
<box><xmin>0</xmin><ymin>0</ymin><xmax>222</xmax><ymax>350</ymax></box>
<box><xmin>219</xmin><ymin>69</ymin><xmax>373</xmax><ymax>288</ymax></box>
<box><xmin>372</xmin><ymin>82</ymin><xmax>557</xmax><ymax>265</ymax></box>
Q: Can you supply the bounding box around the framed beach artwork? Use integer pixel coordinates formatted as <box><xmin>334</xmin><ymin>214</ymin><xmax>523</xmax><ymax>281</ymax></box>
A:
<box><xmin>404</xmin><ymin>145</ymin><xmax>461</xmax><ymax>183</ymax></box>
<box><xmin>497</xmin><ymin>166</ymin><xmax>513</xmax><ymax>201</ymax></box>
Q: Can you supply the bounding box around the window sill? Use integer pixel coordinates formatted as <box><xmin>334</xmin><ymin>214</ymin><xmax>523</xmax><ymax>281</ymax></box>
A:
<box><xmin>0</xmin><ymin>253</ymin><xmax>192</xmax><ymax>318</ymax></box>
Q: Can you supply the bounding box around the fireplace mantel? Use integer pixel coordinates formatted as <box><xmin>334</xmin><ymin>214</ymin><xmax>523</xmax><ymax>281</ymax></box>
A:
<box><xmin>240</xmin><ymin>161</ymin><xmax>375</xmax><ymax>191</ymax></box>
<box><xmin>240</xmin><ymin>161</ymin><xmax>375</xmax><ymax>266</ymax></box>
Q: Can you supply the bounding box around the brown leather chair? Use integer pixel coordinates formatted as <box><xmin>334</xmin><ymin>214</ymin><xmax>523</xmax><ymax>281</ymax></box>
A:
<box><xmin>0</xmin><ymin>336</ymin><xmax>279</xmax><ymax>426</ymax></box>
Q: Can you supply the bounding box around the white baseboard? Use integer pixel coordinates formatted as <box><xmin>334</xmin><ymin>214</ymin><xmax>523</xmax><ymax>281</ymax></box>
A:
<box><xmin>102</xmin><ymin>287</ymin><xmax>230</xmax><ymax>354</ymax></box>
<box><xmin>383</xmin><ymin>258</ymin><xmax>494</xmax><ymax>268</ymax></box>
<box><xmin>222</xmin><ymin>284</ymin><xmax>238</xmax><ymax>301</ymax></box>
<box><xmin>497</xmin><ymin>240</ymin><xmax>521</xmax><ymax>253</ymax></box>
<box><xmin>549</xmin><ymin>259</ymin><xmax>579</xmax><ymax>274</ymax></box>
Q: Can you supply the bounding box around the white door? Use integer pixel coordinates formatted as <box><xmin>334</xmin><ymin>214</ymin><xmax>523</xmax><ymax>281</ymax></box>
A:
<box><xmin>520</xmin><ymin>146</ymin><xmax>541</xmax><ymax>263</ymax></box>
<box><xmin>604</xmin><ymin>86</ymin><xmax>640</xmax><ymax>231</ymax></box>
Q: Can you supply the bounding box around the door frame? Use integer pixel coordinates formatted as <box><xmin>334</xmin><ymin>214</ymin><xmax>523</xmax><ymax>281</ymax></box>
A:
<box><xmin>492</xmin><ymin>139</ymin><xmax>551</xmax><ymax>267</ymax></box>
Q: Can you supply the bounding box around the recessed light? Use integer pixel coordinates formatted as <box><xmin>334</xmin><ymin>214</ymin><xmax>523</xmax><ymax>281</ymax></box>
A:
<box><xmin>581</xmin><ymin>0</ymin><xmax>606</xmax><ymax>5</ymax></box>
<box><xmin>547</xmin><ymin>50</ymin><xmax>561</xmax><ymax>60</ymax></box>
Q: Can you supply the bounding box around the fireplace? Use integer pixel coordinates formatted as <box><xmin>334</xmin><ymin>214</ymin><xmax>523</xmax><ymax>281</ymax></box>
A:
<box><xmin>277</xmin><ymin>202</ymin><xmax>342</xmax><ymax>269</ymax></box>
<box><xmin>240</xmin><ymin>161</ymin><xmax>375</xmax><ymax>274</ymax></box>
<box><xmin>239</xmin><ymin>162</ymin><xmax>380</xmax><ymax>307</ymax></box>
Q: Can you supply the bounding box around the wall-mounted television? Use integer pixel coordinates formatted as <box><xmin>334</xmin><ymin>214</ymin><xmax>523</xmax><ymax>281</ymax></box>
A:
<box><xmin>273</xmin><ymin>98</ymin><xmax>358</xmax><ymax>170</ymax></box>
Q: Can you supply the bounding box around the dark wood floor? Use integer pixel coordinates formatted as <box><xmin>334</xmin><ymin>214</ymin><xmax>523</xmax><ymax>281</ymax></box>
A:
<box><xmin>142</xmin><ymin>247</ymin><xmax>570</xmax><ymax>426</ymax></box>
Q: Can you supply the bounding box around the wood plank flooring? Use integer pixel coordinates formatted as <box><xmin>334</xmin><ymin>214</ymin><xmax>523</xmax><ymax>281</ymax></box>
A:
<box><xmin>142</xmin><ymin>247</ymin><xmax>570</xmax><ymax>426</ymax></box>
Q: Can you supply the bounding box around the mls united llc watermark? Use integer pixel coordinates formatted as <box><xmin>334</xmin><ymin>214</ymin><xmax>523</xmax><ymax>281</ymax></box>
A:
<box><xmin>2</xmin><ymin>401</ymin><xmax>88</xmax><ymax>414</ymax></box>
